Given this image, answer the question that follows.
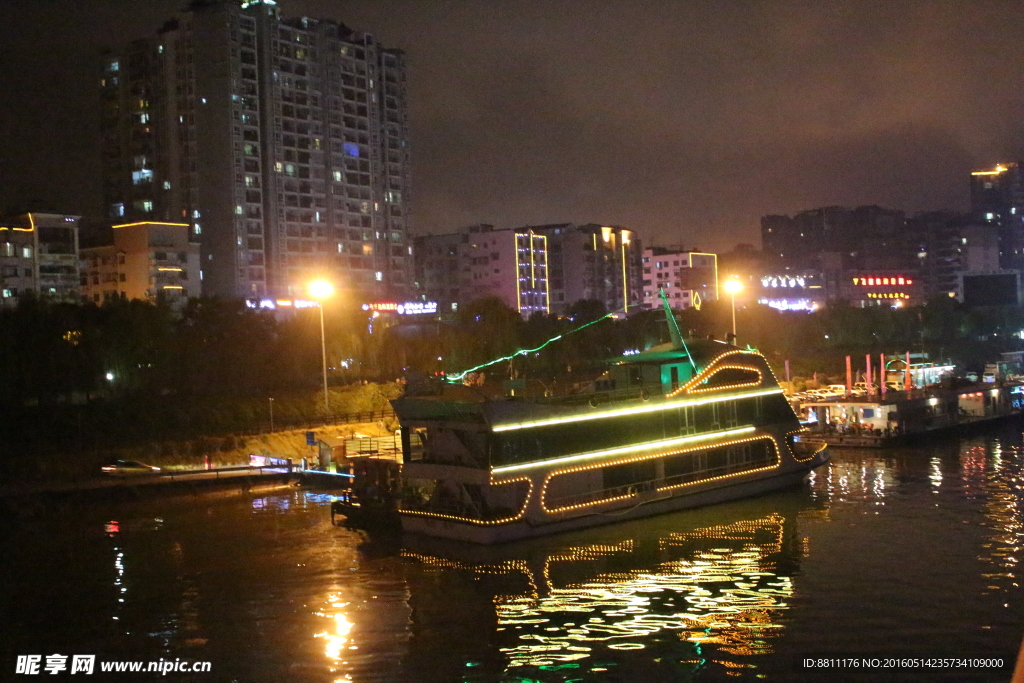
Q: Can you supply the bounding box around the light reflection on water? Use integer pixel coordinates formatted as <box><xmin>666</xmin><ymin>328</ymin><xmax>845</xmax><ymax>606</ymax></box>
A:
<box><xmin>404</xmin><ymin>511</ymin><xmax>797</xmax><ymax>678</ymax></box>
<box><xmin>2</xmin><ymin>432</ymin><xmax>1024</xmax><ymax>682</ymax></box>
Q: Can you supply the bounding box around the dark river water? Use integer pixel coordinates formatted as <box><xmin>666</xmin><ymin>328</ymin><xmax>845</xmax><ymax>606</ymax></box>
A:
<box><xmin>3</xmin><ymin>428</ymin><xmax>1024</xmax><ymax>682</ymax></box>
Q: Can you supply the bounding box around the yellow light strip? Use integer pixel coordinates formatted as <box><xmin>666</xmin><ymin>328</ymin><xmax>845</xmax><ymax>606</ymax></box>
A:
<box><xmin>491</xmin><ymin>425</ymin><xmax>756</xmax><ymax>475</ymax></box>
<box><xmin>28</xmin><ymin>213</ymin><xmax>36</xmax><ymax>232</ymax></box>
<box><xmin>684</xmin><ymin>365</ymin><xmax>763</xmax><ymax>395</ymax></box>
<box><xmin>784</xmin><ymin>428</ymin><xmax>828</xmax><ymax>463</ymax></box>
<box><xmin>621</xmin><ymin>239</ymin><xmax>628</xmax><ymax>312</ymax></box>
<box><xmin>491</xmin><ymin>387</ymin><xmax>782</xmax><ymax>433</ymax></box>
<box><xmin>529</xmin><ymin>230</ymin><xmax>535</xmax><ymax>289</ymax></box>
<box><xmin>540</xmin><ymin>434</ymin><xmax>779</xmax><ymax>513</ymax></box>
<box><xmin>112</xmin><ymin>221</ymin><xmax>190</xmax><ymax>228</ymax></box>
<box><xmin>971</xmin><ymin>165</ymin><xmax>1007</xmax><ymax>176</ymax></box>
<box><xmin>515</xmin><ymin>233</ymin><xmax>523</xmax><ymax>313</ymax></box>
<box><xmin>541</xmin><ymin>234</ymin><xmax>550</xmax><ymax>314</ymax></box>
<box><xmin>399</xmin><ymin>476</ymin><xmax>533</xmax><ymax>525</ymax></box>
<box><xmin>655</xmin><ymin>436</ymin><xmax>779</xmax><ymax>494</ymax></box>
<box><xmin>157</xmin><ymin>267</ymin><xmax>183</xmax><ymax>272</ymax></box>
<box><xmin>667</xmin><ymin>349</ymin><xmax>770</xmax><ymax>398</ymax></box>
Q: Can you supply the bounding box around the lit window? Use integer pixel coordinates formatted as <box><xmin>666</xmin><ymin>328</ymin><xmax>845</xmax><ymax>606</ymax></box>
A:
<box><xmin>163</xmin><ymin>181</ymin><xmax>171</xmax><ymax>190</ymax></box>
<box><xmin>375</xmin><ymin>271</ymin><xmax>383</xmax><ymax>281</ymax></box>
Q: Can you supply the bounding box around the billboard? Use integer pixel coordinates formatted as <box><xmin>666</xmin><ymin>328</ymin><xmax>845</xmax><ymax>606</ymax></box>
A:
<box><xmin>961</xmin><ymin>273</ymin><xmax>1019</xmax><ymax>306</ymax></box>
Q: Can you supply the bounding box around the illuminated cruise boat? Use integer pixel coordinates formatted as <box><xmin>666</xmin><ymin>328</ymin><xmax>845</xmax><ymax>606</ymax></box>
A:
<box><xmin>391</xmin><ymin>312</ymin><xmax>828</xmax><ymax>544</ymax></box>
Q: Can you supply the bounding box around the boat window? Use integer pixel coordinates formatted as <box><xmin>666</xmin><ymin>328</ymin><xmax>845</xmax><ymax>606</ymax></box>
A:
<box><xmin>698</xmin><ymin>366</ymin><xmax>760</xmax><ymax>390</ymax></box>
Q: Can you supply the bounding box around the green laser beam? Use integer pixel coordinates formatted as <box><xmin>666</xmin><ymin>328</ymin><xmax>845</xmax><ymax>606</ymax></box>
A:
<box><xmin>446</xmin><ymin>310</ymin><xmax>618</xmax><ymax>383</ymax></box>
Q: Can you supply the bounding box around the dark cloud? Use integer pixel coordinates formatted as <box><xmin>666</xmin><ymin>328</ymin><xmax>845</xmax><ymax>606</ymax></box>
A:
<box><xmin>2</xmin><ymin>0</ymin><xmax>1023</xmax><ymax>250</ymax></box>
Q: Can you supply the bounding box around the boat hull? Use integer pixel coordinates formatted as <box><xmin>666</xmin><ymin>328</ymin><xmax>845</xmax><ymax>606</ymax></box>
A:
<box><xmin>400</xmin><ymin>450</ymin><xmax>826</xmax><ymax>543</ymax></box>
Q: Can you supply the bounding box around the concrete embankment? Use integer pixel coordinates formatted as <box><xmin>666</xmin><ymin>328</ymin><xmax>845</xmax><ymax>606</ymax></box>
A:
<box><xmin>0</xmin><ymin>469</ymin><xmax>299</xmax><ymax>521</ymax></box>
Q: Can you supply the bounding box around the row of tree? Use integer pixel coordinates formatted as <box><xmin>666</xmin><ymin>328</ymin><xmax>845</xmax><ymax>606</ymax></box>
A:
<box><xmin>3</xmin><ymin>293</ymin><xmax>1023</xmax><ymax>460</ymax></box>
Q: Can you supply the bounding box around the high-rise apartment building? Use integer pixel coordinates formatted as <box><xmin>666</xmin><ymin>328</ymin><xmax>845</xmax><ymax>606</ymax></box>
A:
<box><xmin>969</xmin><ymin>163</ymin><xmax>1024</xmax><ymax>271</ymax></box>
<box><xmin>102</xmin><ymin>0</ymin><xmax>411</xmax><ymax>300</ymax></box>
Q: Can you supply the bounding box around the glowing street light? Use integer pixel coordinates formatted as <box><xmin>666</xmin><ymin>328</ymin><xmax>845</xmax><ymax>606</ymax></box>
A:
<box><xmin>308</xmin><ymin>280</ymin><xmax>334</xmax><ymax>413</ymax></box>
<box><xmin>722</xmin><ymin>277</ymin><xmax>743</xmax><ymax>343</ymax></box>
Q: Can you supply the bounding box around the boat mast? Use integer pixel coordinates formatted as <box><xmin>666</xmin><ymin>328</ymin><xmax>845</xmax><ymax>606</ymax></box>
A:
<box><xmin>660</xmin><ymin>289</ymin><xmax>698</xmax><ymax>374</ymax></box>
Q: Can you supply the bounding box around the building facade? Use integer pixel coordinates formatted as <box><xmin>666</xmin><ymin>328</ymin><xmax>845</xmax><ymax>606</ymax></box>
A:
<box><xmin>414</xmin><ymin>224</ymin><xmax>549</xmax><ymax>318</ymax></box>
<box><xmin>0</xmin><ymin>213</ymin><xmax>81</xmax><ymax>306</ymax></box>
<box><xmin>529</xmin><ymin>224</ymin><xmax>643</xmax><ymax>317</ymax></box>
<box><xmin>641</xmin><ymin>247</ymin><xmax>718</xmax><ymax>310</ymax></box>
<box><xmin>102</xmin><ymin>0</ymin><xmax>411</xmax><ymax>300</ymax></box>
<box><xmin>414</xmin><ymin>223</ymin><xmax>642</xmax><ymax>318</ymax></box>
<box><xmin>970</xmin><ymin>163</ymin><xmax>1024</xmax><ymax>271</ymax></box>
<box><xmin>80</xmin><ymin>222</ymin><xmax>201</xmax><ymax>304</ymax></box>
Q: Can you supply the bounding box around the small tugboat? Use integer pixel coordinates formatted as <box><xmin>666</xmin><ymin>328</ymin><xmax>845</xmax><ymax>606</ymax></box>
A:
<box><xmin>390</xmin><ymin>297</ymin><xmax>828</xmax><ymax>544</ymax></box>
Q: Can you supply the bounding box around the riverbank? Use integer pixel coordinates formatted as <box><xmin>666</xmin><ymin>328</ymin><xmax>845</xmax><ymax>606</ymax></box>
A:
<box><xmin>0</xmin><ymin>419</ymin><xmax>395</xmax><ymax>499</ymax></box>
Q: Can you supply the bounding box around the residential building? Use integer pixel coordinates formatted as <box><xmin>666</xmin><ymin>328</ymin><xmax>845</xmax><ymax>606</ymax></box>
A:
<box><xmin>80</xmin><ymin>221</ymin><xmax>201</xmax><ymax>304</ymax></box>
<box><xmin>0</xmin><ymin>212</ymin><xmax>81</xmax><ymax>306</ymax></box>
<box><xmin>102</xmin><ymin>0</ymin><xmax>411</xmax><ymax>300</ymax></box>
<box><xmin>969</xmin><ymin>163</ymin><xmax>1024</xmax><ymax>270</ymax></box>
<box><xmin>641</xmin><ymin>247</ymin><xmax>718</xmax><ymax>310</ymax></box>
<box><xmin>529</xmin><ymin>224</ymin><xmax>643</xmax><ymax>317</ymax></box>
<box><xmin>413</xmin><ymin>230</ymin><xmax>468</xmax><ymax>315</ymax></box>
<box><xmin>414</xmin><ymin>224</ymin><xmax>549</xmax><ymax>317</ymax></box>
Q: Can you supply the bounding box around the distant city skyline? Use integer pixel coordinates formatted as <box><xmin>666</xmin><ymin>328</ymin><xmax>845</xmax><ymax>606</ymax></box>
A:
<box><xmin>3</xmin><ymin>0</ymin><xmax>1024</xmax><ymax>252</ymax></box>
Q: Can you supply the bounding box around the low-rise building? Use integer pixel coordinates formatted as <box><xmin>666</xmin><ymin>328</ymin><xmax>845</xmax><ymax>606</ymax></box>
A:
<box><xmin>641</xmin><ymin>247</ymin><xmax>718</xmax><ymax>310</ymax></box>
<box><xmin>80</xmin><ymin>221</ymin><xmax>200</xmax><ymax>304</ymax></box>
<box><xmin>0</xmin><ymin>212</ymin><xmax>81</xmax><ymax>306</ymax></box>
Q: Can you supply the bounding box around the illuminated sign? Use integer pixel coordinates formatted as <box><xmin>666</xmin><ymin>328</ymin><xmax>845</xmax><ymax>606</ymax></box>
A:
<box><xmin>758</xmin><ymin>298</ymin><xmax>817</xmax><ymax>311</ymax></box>
<box><xmin>852</xmin><ymin>276</ymin><xmax>913</xmax><ymax>286</ymax></box>
<box><xmin>361</xmin><ymin>301</ymin><xmax>439</xmax><ymax>315</ymax></box>
<box><xmin>245</xmin><ymin>298</ymin><xmax>319</xmax><ymax>310</ymax></box>
<box><xmin>866</xmin><ymin>292</ymin><xmax>909</xmax><ymax>299</ymax></box>
<box><xmin>761</xmin><ymin>275</ymin><xmax>806</xmax><ymax>288</ymax></box>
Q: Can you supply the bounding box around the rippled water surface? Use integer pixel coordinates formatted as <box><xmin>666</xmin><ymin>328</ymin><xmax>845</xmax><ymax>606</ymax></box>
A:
<box><xmin>3</xmin><ymin>429</ymin><xmax>1024</xmax><ymax>682</ymax></box>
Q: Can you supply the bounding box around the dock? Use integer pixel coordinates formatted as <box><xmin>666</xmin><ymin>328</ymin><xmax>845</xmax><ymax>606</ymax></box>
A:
<box><xmin>795</xmin><ymin>382</ymin><xmax>1024</xmax><ymax>448</ymax></box>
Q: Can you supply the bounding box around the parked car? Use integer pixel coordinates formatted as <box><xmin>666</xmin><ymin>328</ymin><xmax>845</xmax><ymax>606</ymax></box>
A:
<box><xmin>849</xmin><ymin>382</ymin><xmax>878</xmax><ymax>397</ymax></box>
<box><xmin>101</xmin><ymin>459</ymin><xmax>161</xmax><ymax>476</ymax></box>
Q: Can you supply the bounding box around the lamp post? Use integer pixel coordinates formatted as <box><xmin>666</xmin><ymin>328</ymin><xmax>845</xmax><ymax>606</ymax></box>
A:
<box><xmin>268</xmin><ymin>397</ymin><xmax>274</xmax><ymax>432</ymax></box>
<box><xmin>308</xmin><ymin>280</ymin><xmax>334</xmax><ymax>414</ymax></box>
<box><xmin>722</xmin><ymin>278</ymin><xmax>743</xmax><ymax>343</ymax></box>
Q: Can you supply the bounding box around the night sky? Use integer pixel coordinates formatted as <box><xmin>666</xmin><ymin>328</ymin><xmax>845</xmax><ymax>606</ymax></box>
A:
<box><xmin>2</xmin><ymin>0</ymin><xmax>1024</xmax><ymax>251</ymax></box>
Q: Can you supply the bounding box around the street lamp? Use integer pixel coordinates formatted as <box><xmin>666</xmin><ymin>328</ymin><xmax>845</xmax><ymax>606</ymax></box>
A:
<box><xmin>268</xmin><ymin>397</ymin><xmax>274</xmax><ymax>432</ymax></box>
<box><xmin>308</xmin><ymin>280</ymin><xmax>334</xmax><ymax>414</ymax></box>
<box><xmin>722</xmin><ymin>278</ymin><xmax>743</xmax><ymax>343</ymax></box>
